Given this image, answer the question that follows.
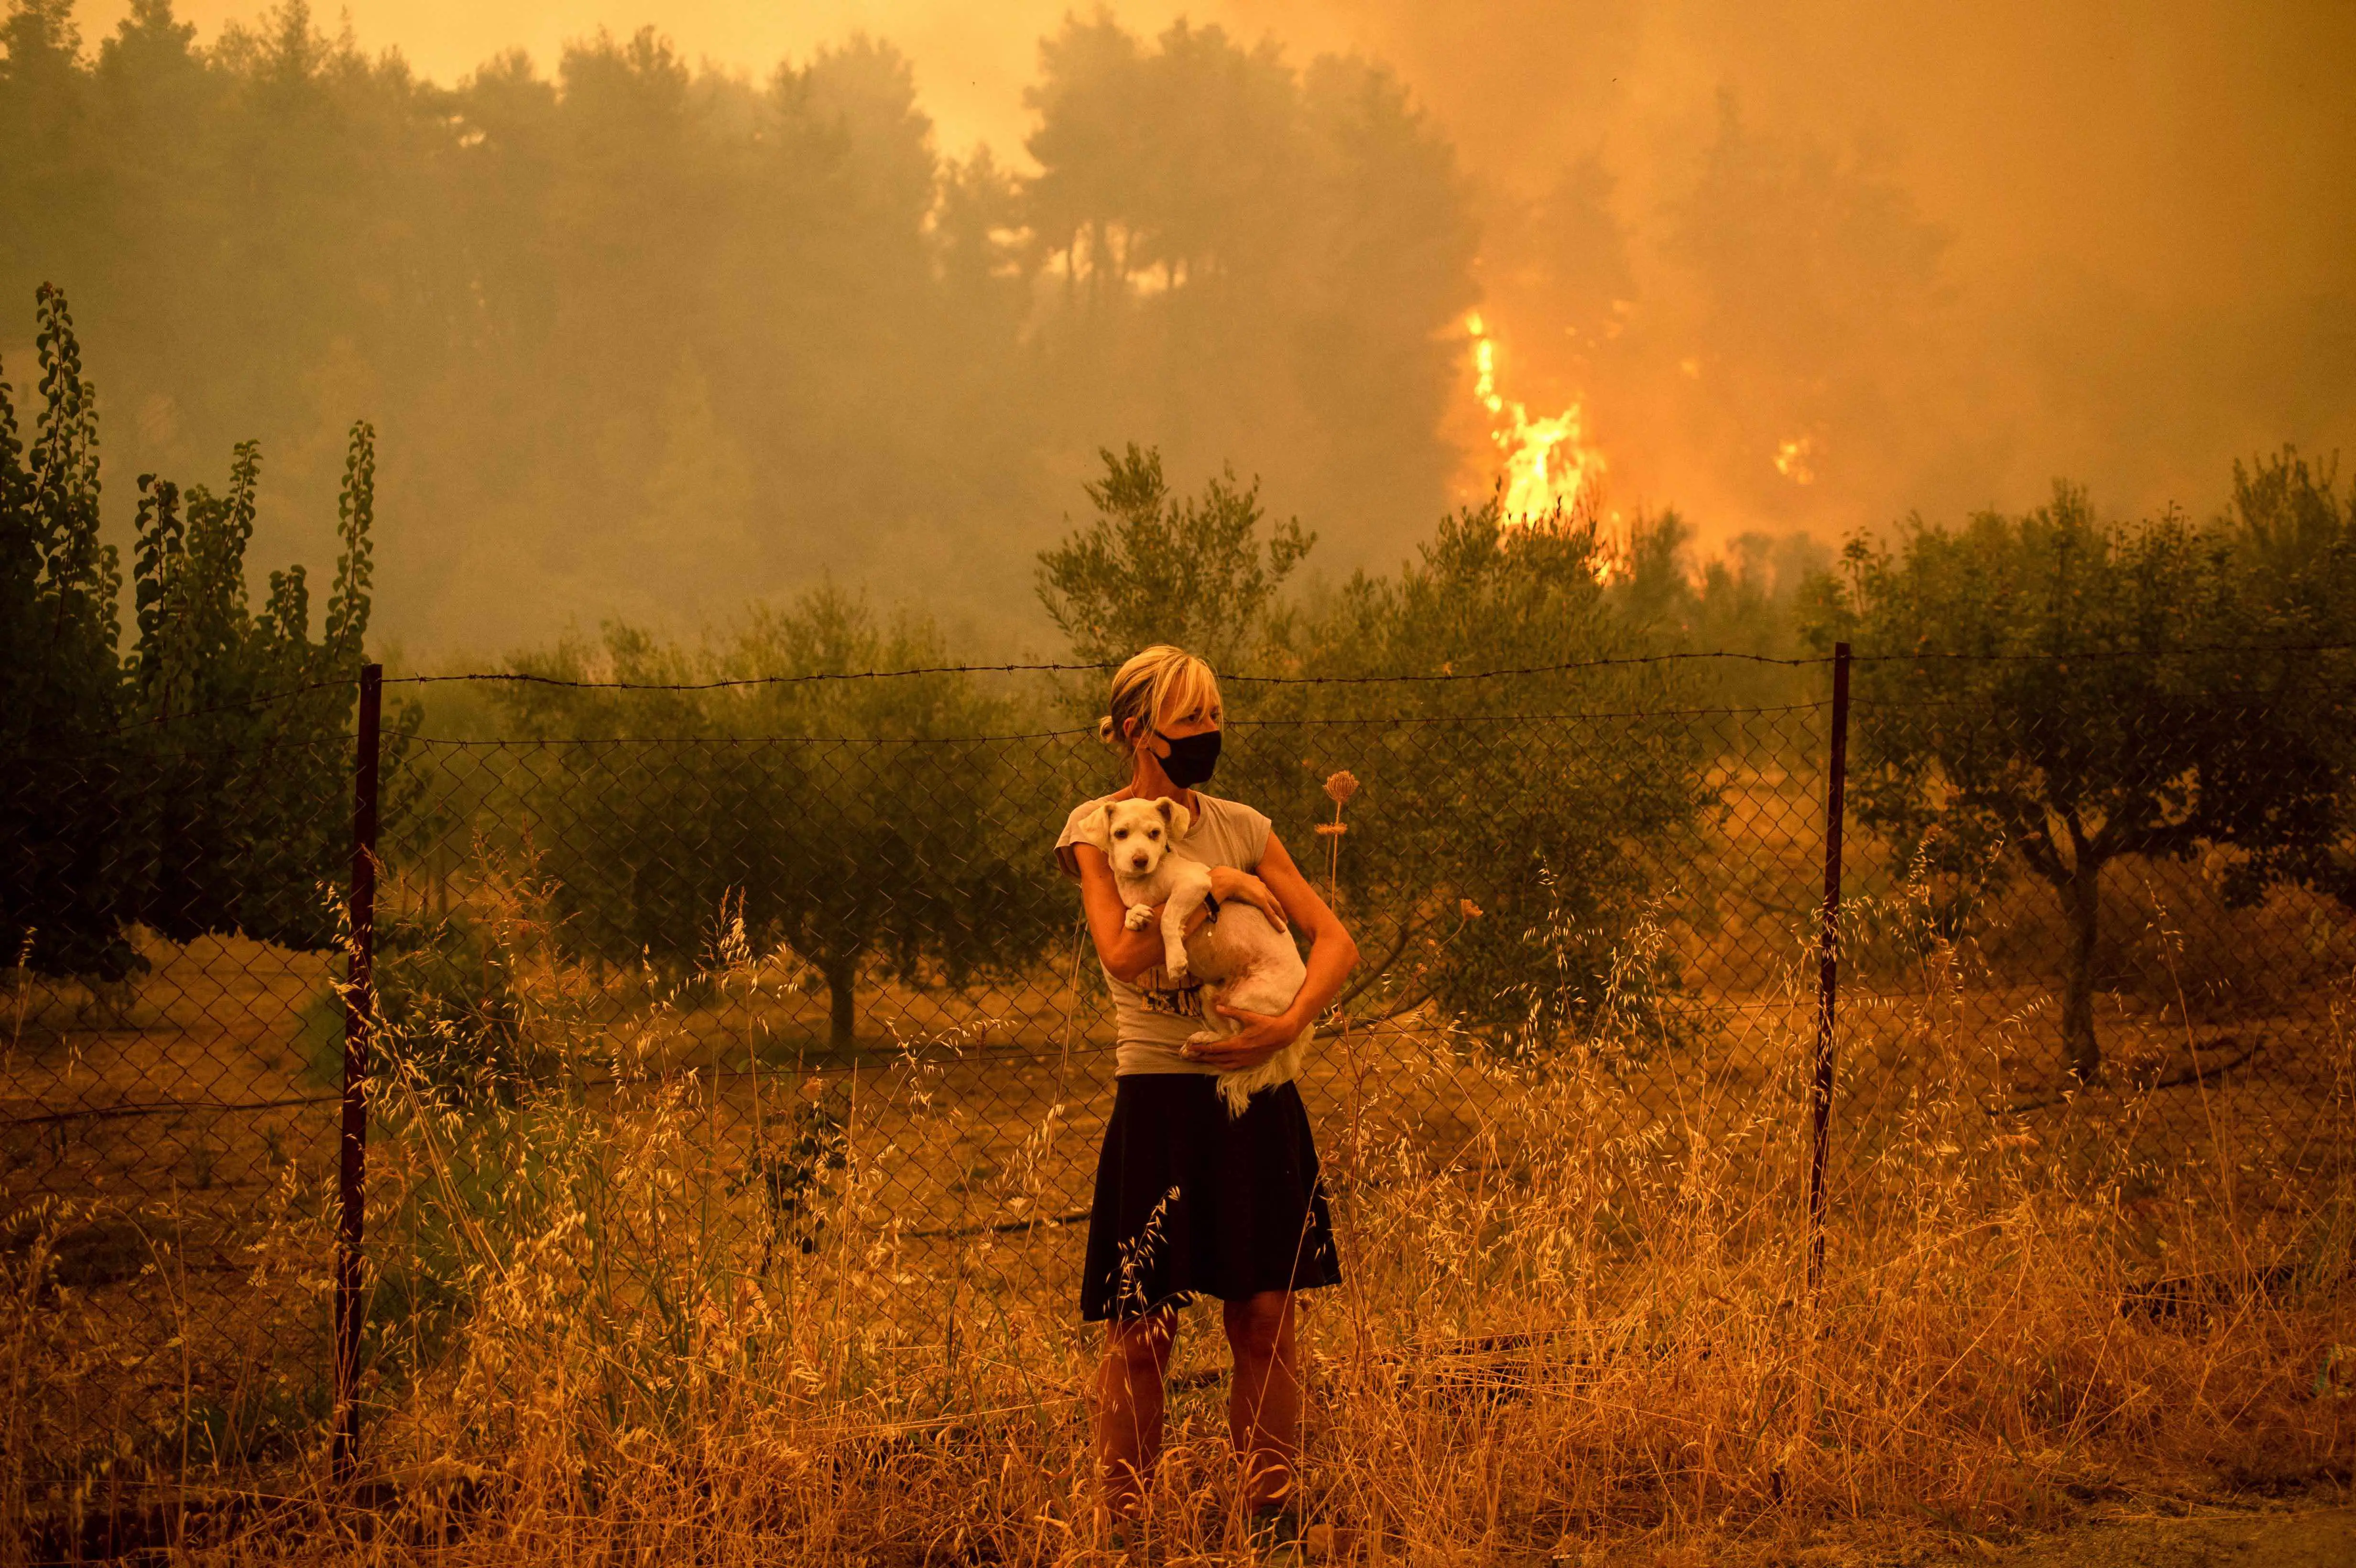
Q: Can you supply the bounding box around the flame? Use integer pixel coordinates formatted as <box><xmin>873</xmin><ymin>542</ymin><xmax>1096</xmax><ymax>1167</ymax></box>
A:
<box><xmin>1466</xmin><ymin>312</ymin><xmax>1606</xmax><ymax>526</ymax></box>
<box><xmin>1773</xmin><ymin>435</ymin><xmax>1818</xmax><ymax>485</ymax></box>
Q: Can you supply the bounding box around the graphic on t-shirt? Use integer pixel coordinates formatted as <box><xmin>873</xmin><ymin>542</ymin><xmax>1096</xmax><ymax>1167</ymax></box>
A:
<box><xmin>1138</xmin><ymin>969</ymin><xmax>1205</xmax><ymax>1018</ymax></box>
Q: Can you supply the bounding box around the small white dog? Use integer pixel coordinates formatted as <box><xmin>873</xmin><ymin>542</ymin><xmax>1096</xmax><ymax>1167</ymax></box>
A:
<box><xmin>1087</xmin><ymin>796</ymin><xmax>1309</xmax><ymax>1115</ymax></box>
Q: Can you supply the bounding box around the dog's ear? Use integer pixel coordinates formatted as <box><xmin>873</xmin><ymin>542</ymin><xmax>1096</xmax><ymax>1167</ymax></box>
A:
<box><xmin>1074</xmin><ymin>803</ymin><xmax>1112</xmax><ymax>853</ymax></box>
<box><xmin>1156</xmin><ymin>796</ymin><xmax>1194</xmax><ymax>841</ymax></box>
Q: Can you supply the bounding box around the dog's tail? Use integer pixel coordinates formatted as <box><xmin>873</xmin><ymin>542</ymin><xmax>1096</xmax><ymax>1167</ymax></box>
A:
<box><xmin>1217</xmin><ymin>1032</ymin><xmax>1310</xmax><ymax>1118</ymax></box>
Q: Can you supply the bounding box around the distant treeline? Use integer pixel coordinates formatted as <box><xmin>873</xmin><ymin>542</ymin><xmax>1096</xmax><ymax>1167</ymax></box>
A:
<box><xmin>6</xmin><ymin>257</ymin><xmax>2351</xmax><ymax>1087</ymax></box>
<box><xmin>477</xmin><ymin>439</ymin><xmax>2355</xmax><ymax>1082</ymax></box>
<box><xmin>480</xmin><ymin>445</ymin><xmax>1800</xmax><ymax>1057</ymax></box>
<box><xmin>0</xmin><ymin>0</ymin><xmax>1478</xmax><ymax>646</ymax></box>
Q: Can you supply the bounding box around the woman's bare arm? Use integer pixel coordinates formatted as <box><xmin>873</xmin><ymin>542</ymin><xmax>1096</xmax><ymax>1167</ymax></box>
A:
<box><xmin>1073</xmin><ymin>845</ymin><xmax>1288</xmax><ymax>985</ymax></box>
<box><xmin>1072</xmin><ymin>843</ymin><xmax>1180</xmax><ymax>984</ymax></box>
<box><xmin>1182</xmin><ymin>830</ymin><xmax>1360</xmax><ymax>1069</ymax></box>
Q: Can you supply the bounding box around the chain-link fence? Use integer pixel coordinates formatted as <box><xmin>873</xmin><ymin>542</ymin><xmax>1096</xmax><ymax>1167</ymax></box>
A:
<box><xmin>7</xmin><ymin>651</ymin><xmax>2352</xmax><ymax>1538</ymax></box>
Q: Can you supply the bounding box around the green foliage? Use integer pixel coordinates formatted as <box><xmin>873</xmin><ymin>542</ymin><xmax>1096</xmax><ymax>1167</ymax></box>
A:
<box><xmin>1614</xmin><ymin>515</ymin><xmax>1832</xmax><ymax>704</ymax></box>
<box><xmin>0</xmin><ymin>5</ymin><xmax>1482</xmax><ymax>642</ymax></box>
<box><xmin>125</xmin><ymin>419</ymin><xmax>386</xmax><ymax>952</ymax></box>
<box><xmin>1240</xmin><ymin>502</ymin><xmax>1717</xmax><ymax>1051</ymax></box>
<box><xmin>1035</xmin><ymin>444</ymin><xmax>1313</xmax><ymax>670</ymax></box>
<box><xmin>1806</xmin><ymin>468</ymin><xmax>2356</xmax><ymax>1081</ymax></box>
<box><xmin>499</xmin><ymin>588</ymin><xmax>1073</xmax><ymax>1048</ymax></box>
<box><xmin>0</xmin><ymin>281</ymin><xmax>133</xmax><ymax>978</ymax></box>
<box><xmin>732</xmin><ymin>1097</ymin><xmax>848</xmax><ymax>1257</ymax></box>
<box><xmin>368</xmin><ymin>909</ymin><xmax>534</xmax><ymax>1098</ymax></box>
<box><xmin>1037</xmin><ymin>479</ymin><xmax>1717</xmax><ymax>1054</ymax></box>
<box><xmin>0</xmin><ymin>282</ymin><xmax>389</xmax><ymax>977</ymax></box>
<box><xmin>2213</xmin><ymin>449</ymin><xmax>2356</xmax><ymax>910</ymax></box>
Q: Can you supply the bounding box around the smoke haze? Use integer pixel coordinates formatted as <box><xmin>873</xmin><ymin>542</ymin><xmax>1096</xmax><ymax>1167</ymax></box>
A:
<box><xmin>22</xmin><ymin>0</ymin><xmax>2356</xmax><ymax>658</ymax></box>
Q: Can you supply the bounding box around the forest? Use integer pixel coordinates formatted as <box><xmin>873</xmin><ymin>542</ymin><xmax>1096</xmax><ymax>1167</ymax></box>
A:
<box><xmin>0</xmin><ymin>0</ymin><xmax>1477</xmax><ymax>649</ymax></box>
<box><xmin>9</xmin><ymin>275</ymin><xmax>2354</xmax><ymax>1088</ymax></box>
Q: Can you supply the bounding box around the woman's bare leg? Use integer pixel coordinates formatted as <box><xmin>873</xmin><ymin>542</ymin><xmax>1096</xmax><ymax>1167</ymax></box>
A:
<box><xmin>1096</xmin><ymin>1309</ymin><xmax>1179</xmax><ymax>1517</ymax></box>
<box><xmin>1222</xmin><ymin>1291</ymin><xmax>1299</xmax><ymax>1510</ymax></box>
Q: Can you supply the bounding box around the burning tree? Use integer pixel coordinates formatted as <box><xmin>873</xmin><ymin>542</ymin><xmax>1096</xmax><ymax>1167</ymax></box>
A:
<box><xmin>1808</xmin><ymin>470</ymin><xmax>2355</xmax><ymax>1083</ymax></box>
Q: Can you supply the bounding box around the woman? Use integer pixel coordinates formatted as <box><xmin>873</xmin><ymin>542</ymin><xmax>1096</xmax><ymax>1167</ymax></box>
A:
<box><xmin>1055</xmin><ymin>644</ymin><xmax>1359</xmax><ymax>1538</ymax></box>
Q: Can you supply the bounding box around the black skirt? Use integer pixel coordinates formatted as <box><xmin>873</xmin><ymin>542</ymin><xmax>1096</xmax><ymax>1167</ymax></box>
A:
<box><xmin>1080</xmin><ymin>1074</ymin><xmax>1343</xmax><ymax>1322</ymax></box>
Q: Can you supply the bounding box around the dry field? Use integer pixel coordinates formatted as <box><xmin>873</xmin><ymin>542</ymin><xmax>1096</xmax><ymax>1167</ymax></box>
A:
<box><xmin>4</xmin><ymin>810</ymin><xmax>2353</xmax><ymax>1562</ymax></box>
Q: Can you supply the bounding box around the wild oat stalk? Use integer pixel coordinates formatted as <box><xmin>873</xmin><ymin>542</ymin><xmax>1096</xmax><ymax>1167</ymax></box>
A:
<box><xmin>11</xmin><ymin>838</ymin><xmax>2349</xmax><ymax>1564</ymax></box>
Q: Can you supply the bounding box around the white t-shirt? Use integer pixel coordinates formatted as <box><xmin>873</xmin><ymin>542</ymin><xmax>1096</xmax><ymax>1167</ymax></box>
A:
<box><xmin>1056</xmin><ymin>792</ymin><xmax>1276</xmax><ymax>1076</ymax></box>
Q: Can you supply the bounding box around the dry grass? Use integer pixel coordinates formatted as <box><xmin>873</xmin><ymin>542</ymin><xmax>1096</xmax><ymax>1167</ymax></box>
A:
<box><xmin>4</xmin><ymin>855</ymin><xmax>2353</xmax><ymax>1565</ymax></box>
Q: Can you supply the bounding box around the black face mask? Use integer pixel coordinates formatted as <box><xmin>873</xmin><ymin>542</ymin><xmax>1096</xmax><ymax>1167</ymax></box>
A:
<box><xmin>1154</xmin><ymin>728</ymin><xmax>1222</xmax><ymax>788</ymax></box>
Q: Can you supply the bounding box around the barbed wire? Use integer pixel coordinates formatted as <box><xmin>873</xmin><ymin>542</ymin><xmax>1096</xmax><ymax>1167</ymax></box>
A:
<box><xmin>383</xmin><ymin>639</ymin><xmax>2356</xmax><ymax>693</ymax></box>
<box><xmin>402</xmin><ymin>703</ymin><xmax>1838</xmax><ymax>747</ymax></box>
<box><xmin>34</xmin><ymin>692</ymin><xmax>2335</xmax><ymax>759</ymax></box>
<box><xmin>22</xmin><ymin>641</ymin><xmax>2355</xmax><ymax>746</ymax></box>
<box><xmin>397</xmin><ymin>662</ymin><xmax>1111</xmax><ymax>692</ymax></box>
<box><xmin>403</xmin><ymin>729</ymin><xmax>1100</xmax><ymax>747</ymax></box>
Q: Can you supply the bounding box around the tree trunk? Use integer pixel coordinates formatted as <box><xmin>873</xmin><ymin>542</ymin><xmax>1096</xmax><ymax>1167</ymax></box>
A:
<box><xmin>822</xmin><ymin>956</ymin><xmax>857</xmax><ymax>1051</ymax></box>
<box><xmin>2059</xmin><ymin>861</ymin><xmax>2104</xmax><ymax>1084</ymax></box>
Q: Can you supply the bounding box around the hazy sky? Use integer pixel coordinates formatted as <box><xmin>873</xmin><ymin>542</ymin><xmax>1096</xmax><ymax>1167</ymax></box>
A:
<box><xmin>83</xmin><ymin>0</ymin><xmax>2348</xmax><ymax>293</ymax></box>
<box><xmin>58</xmin><ymin>0</ymin><xmax>2356</xmax><ymax>609</ymax></box>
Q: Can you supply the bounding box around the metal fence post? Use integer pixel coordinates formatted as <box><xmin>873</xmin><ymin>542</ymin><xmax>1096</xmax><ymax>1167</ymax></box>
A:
<box><xmin>334</xmin><ymin>664</ymin><xmax>382</xmax><ymax>1480</ymax></box>
<box><xmin>1807</xmin><ymin>643</ymin><xmax>1852</xmax><ymax>1292</ymax></box>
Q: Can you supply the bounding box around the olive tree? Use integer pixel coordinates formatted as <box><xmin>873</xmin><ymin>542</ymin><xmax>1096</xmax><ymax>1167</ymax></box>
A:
<box><xmin>1035</xmin><ymin>443</ymin><xmax>1313</xmax><ymax>672</ymax></box>
<box><xmin>1806</xmin><ymin>473</ymin><xmax>2354</xmax><ymax>1083</ymax></box>
<box><xmin>1037</xmin><ymin>457</ymin><xmax>1716</xmax><ymax>1054</ymax></box>
<box><xmin>1240</xmin><ymin>502</ymin><xmax>1715</xmax><ymax>1050</ymax></box>
<box><xmin>2211</xmin><ymin>450</ymin><xmax>2356</xmax><ymax>911</ymax></box>
<box><xmin>500</xmin><ymin>589</ymin><xmax>1069</xmax><ymax>1049</ymax></box>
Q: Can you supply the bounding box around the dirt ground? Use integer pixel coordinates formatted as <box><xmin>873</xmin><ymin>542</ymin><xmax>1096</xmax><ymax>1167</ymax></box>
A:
<box><xmin>1769</xmin><ymin>1502</ymin><xmax>2356</xmax><ymax>1568</ymax></box>
<box><xmin>1957</xmin><ymin>1505</ymin><xmax>2353</xmax><ymax>1568</ymax></box>
<box><xmin>1545</xmin><ymin>1501</ymin><xmax>2356</xmax><ymax>1568</ymax></box>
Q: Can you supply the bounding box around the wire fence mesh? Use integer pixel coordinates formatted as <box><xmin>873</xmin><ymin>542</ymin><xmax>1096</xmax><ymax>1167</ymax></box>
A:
<box><xmin>6</xmin><ymin>651</ymin><xmax>2352</xmax><ymax>1525</ymax></box>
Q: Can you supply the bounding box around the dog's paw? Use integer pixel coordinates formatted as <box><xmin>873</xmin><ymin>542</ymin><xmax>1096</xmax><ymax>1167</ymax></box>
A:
<box><xmin>1185</xmin><ymin>1029</ymin><xmax>1220</xmax><ymax>1047</ymax></box>
<box><xmin>1162</xmin><ymin>957</ymin><xmax>1190</xmax><ymax>984</ymax></box>
<box><xmin>1123</xmin><ymin>904</ymin><xmax>1154</xmax><ymax>931</ymax></box>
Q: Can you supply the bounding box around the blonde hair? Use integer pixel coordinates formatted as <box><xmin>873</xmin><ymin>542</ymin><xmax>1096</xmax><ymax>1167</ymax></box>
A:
<box><xmin>1097</xmin><ymin>644</ymin><xmax>1222</xmax><ymax>752</ymax></box>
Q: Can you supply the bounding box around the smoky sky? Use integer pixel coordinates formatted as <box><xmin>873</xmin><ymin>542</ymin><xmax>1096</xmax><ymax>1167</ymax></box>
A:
<box><xmin>45</xmin><ymin>0</ymin><xmax>2356</xmax><ymax>655</ymax></box>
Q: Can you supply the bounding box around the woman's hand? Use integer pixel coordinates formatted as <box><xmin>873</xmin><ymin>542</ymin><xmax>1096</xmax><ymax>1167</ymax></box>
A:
<box><xmin>1180</xmin><ymin>1003</ymin><xmax>1300</xmax><ymax>1069</ymax></box>
<box><xmin>1208</xmin><ymin>866</ymin><xmax>1287</xmax><ymax>933</ymax></box>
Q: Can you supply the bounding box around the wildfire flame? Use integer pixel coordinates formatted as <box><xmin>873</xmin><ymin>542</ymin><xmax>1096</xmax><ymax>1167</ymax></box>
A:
<box><xmin>1773</xmin><ymin>436</ymin><xmax>1817</xmax><ymax>485</ymax></box>
<box><xmin>1467</xmin><ymin>311</ymin><xmax>1606</xmax><ymax>526</ymax></box>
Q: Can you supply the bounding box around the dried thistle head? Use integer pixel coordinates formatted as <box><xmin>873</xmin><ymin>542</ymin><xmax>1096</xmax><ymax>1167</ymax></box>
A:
<box><xmin>1459</xmin><ymin>899</ymin><xmax>1484</xmax><ymax>919</ymax></box>
<box><xmin>1323</xmin><ymin>770</ymin><xmax>1360</xmax><ymax>806</ymax></box>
